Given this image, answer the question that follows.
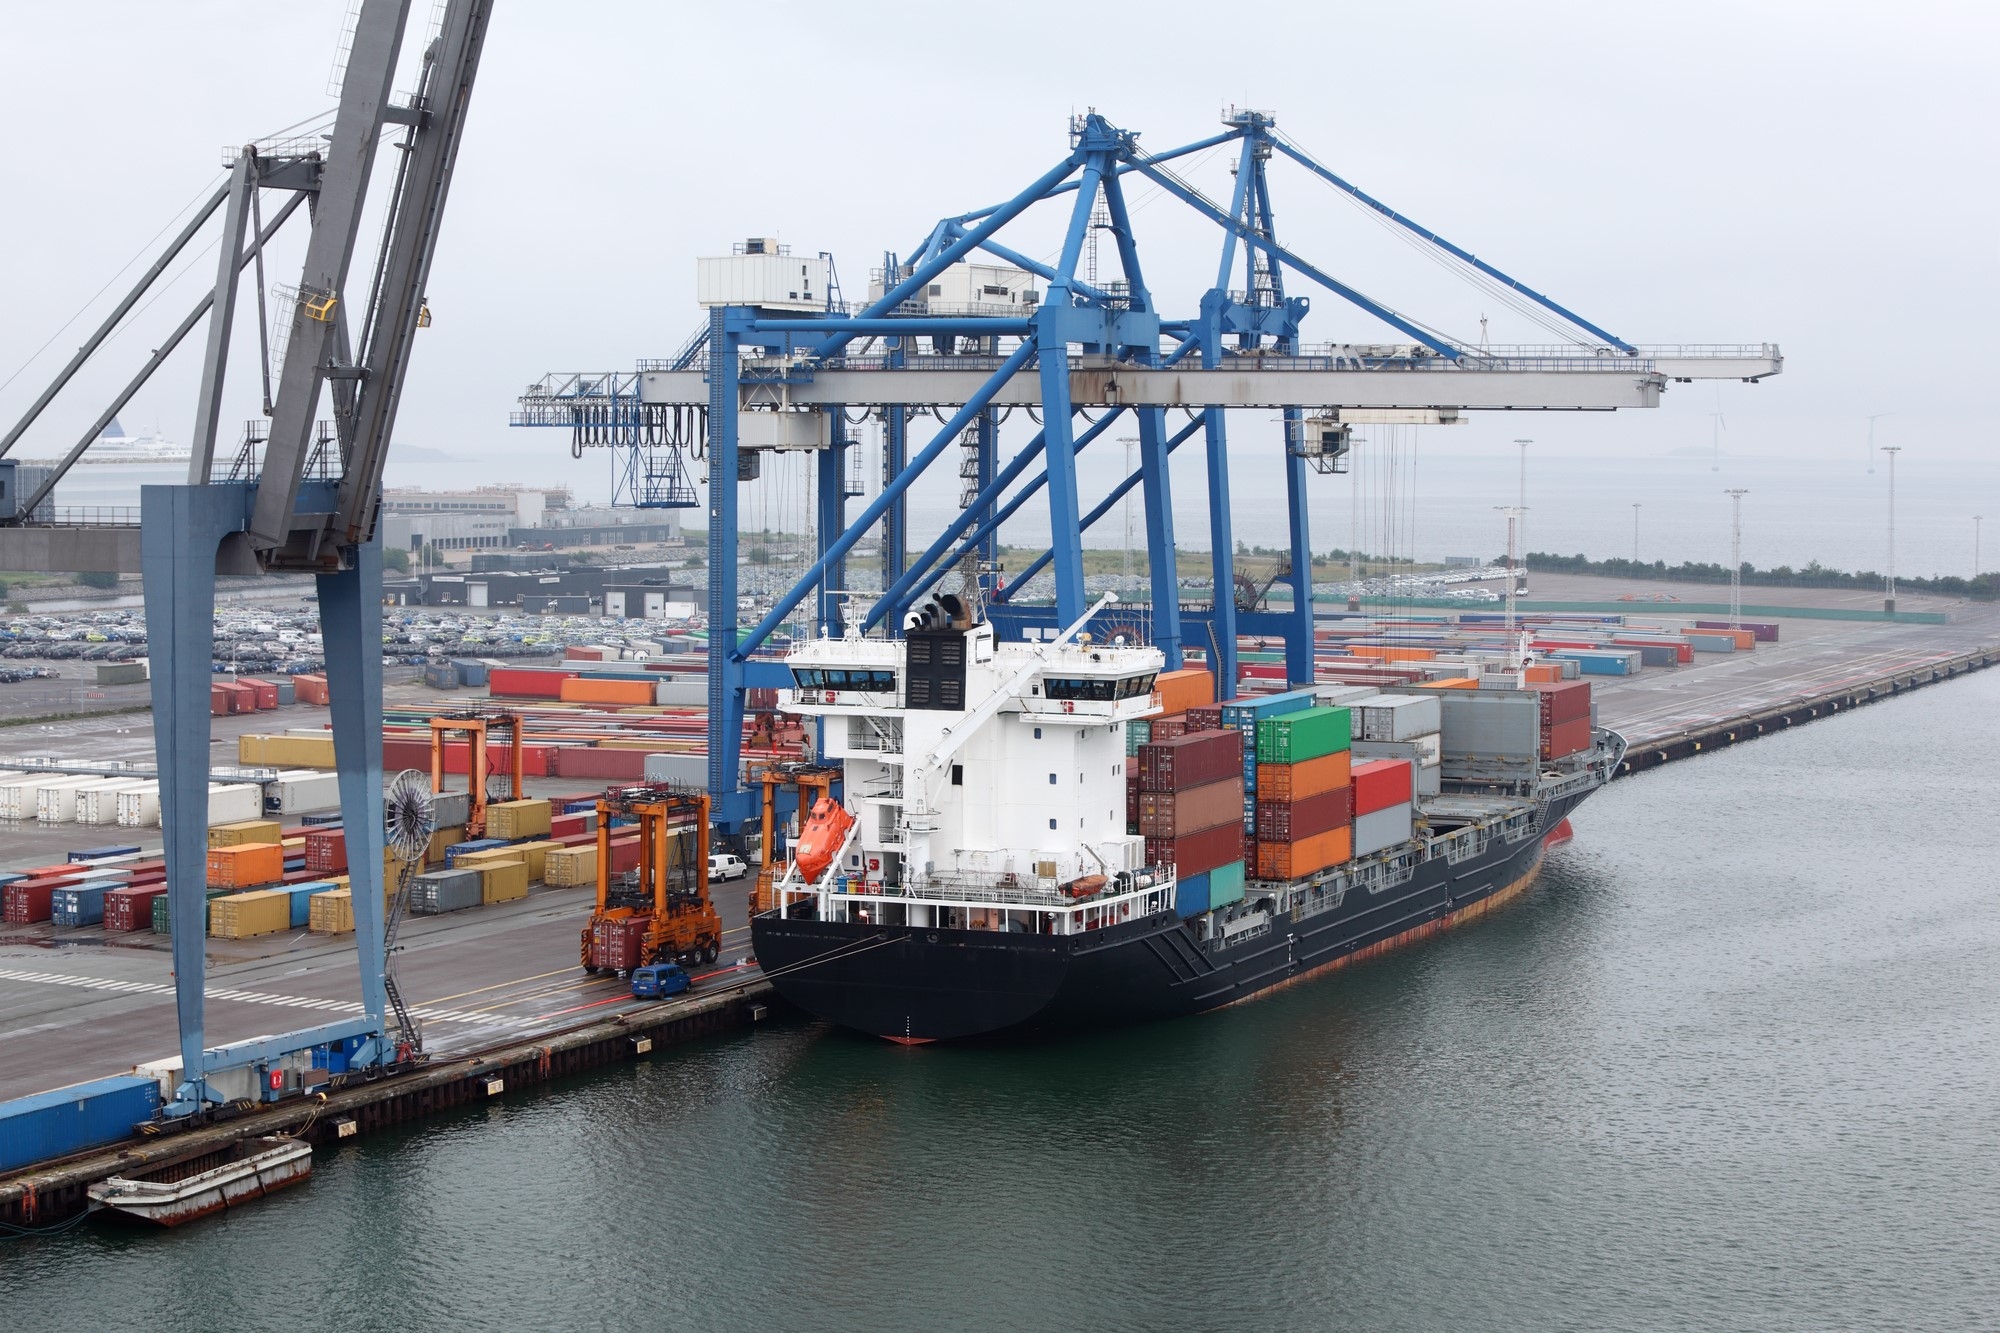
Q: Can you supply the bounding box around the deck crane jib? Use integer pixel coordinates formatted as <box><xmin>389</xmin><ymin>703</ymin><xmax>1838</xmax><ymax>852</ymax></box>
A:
<box><xmin>542</xmin><ymin>107</ymin><xmax>1778</xmax><ymax>835</ymax></box>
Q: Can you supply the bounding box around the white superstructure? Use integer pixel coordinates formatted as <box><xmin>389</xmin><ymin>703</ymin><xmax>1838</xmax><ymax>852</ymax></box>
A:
<box><xmin>775</xmin><ymin>595</ymin><xmax>1175</xmax><ymax>932</ymax></box>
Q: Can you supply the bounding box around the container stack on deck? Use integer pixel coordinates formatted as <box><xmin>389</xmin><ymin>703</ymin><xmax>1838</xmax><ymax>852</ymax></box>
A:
<box><xmin>1128</xmin><ymin>670</ymin><xmax>1249</xmax><ymax>920</ymax></box>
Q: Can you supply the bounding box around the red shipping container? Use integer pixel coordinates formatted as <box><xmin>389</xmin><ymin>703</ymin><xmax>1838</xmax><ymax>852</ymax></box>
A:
<box><xmin>1529</xmin><ymin>680</ymin><xmax>1592</xmax><ymax>726</ymax></box>
<box><xmin>1143</xmin><ymin>821</ymin><xmax>1245</xmax><ymax>878</ymax></box>
<box><xmin>1238</xmin><ymin>662</ymin><xmax>1287</xmax><ymax>681</ymax></box>
<box><xmin>549</xmin><ymin>746</ymin><xmax>648</xmax><ymax>781</ymax></box>
<box><xmin>1185</xmin><ymin>706</ymin><xmax>1223</xmax><ymax>732</ymax></box>
<box><xmin>306</xmin><ymin>828</ymin><xmax>348</xmax><ymax>874</ymax></box>
<box><xmin>487</xmin><ymin>667</ymin><xmax>575</xmax><ymax>699</ymax></box>
<box><xmin>550</xmin><ymin>812</ymin><xmax>589</xmax><ymax>838</ymax></box>
<box><xmin>1137</xmin><ymin>729</ymin><xmax>1244</xmax><ymax>793</ymax></box>
<box><xmin>1254</xmin><ymin>787</ymin><xmax>1352</xmax><ymax>843</ymax></box>
<box><xmin>1135</xmin><ymin>777</ymin><xmax>1244</xmax><ymax>838</ymax></box>
<box><xmin>292</xmin><ymin>674</ymin><xmax>330</xmax><ymax>706</ymax></box>
<box><xmin>1352</xmin><ymin>759</ymin><xmax>1412</xmax><ymax>816</ymax></box>
<box><xmin>3</xmin><ymin>881</ymin><xmax>58</xmax><ymax>923</ymax></box>
<box><xmin>1543</xmin><ymin>716</ymin><xmax>1592</xmax><ymax>760</ymax></box>
<box><xmin>746</xmin><ymin>687</ymin><xmax>779</xmax><ymax>710</ymax></box>
<box><xmin>1148</xmin><ymin>713</ymin><xmax>1189</xmax><ymax>742</ymax></box>
<box><xmin>211</xmin><ymin>686</ymin><xmax>231</xmax><ymax>716</ymax></box>
<box><xmin>103</xmin><ymin>884</ymin><xmax>169</xmax><ymax>932</ymax></box>
<box><xmin>589</xmin><ymin>914</ymin><xmax>651</xmax><ymax>971</ymax></box>
<box><xmin>606</xmin><ymin>836</ymin><xmax>641</xmax><ymax>875</ymax></box>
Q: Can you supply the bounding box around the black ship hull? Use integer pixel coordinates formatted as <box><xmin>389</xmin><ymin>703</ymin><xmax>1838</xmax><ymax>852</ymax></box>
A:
<box><xmin>750</xmin><ymin>788</ymin><xmax>1594</xmax><ymax>1042</ymax></box>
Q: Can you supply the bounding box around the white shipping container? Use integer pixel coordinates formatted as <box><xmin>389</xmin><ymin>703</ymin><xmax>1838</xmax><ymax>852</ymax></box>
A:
<box><xmin>118</xmin><ymin>782</ymin><xmax>162</xmax><ymax>827</ymax></box>
<box><xmin>206</xmin><ymin>782</ymin><xmax>263</xmax><ymax>827</ymax></box>
<box><xmin>1353</xmin><ymin>693</ymin><xmax>1443</xmax><ymax>743</ymax></box>
<box><xmin>69</xmin><ymin>777</ymin><xmax>140</xmax><ymax>824</ymax></box>
<box><xmin>1311</xmin><ymin>685</ymin><xmax>1380</xmax><ymax>708</ymax></box>
<box><xmin>36</xmin><ymin>777</ymin><xmax>99</xmax><ymax>823</ymax></box>
<box><xmin>1353</xmin><ymin>802</ymin><xmax>1414</xmax><ymax>857</ymax></box>
<box><xmin>656</xmin><ymin>681</ymin><xmax>706</xmax><ymax>707</ymax></box>
<box><xmin>85</xmin><ymin>780</ymin><xmax>150</xmax><ymax>826</ymax></box>
<box><xmin>0</xmin><ymin>777</ymin><xmax>43</xmax><ymax>820</ymax></box>
<box><xmin>272</xmin><ymin>770</ymin><xmax>342</xmax><ymax>815</ymax></box>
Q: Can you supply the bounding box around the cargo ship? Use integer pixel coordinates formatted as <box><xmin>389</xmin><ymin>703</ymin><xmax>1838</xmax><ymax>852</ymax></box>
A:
<box><xmin>749</xmin><ymin>593</ymin><xmax>1623</xmax><ymax>1042</ymax></box>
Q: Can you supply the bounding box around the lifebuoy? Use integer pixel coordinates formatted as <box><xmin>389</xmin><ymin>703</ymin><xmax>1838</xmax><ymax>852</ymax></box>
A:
<box><xmin>1063</xmin><ymin>700</ymin><xmax>1075</xmax><ymax>713</ymax></box>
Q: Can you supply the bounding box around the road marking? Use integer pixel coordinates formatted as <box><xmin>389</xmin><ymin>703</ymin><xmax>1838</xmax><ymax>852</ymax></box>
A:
<box><xmin>0</xmin><ymin>967</ymin><xmax>530</xmax><ymax>1028</ymax></box>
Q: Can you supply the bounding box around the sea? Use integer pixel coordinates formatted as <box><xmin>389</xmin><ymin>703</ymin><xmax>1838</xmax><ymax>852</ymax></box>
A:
<box><xmin>6</xmin><ymin>669</ymin><xmax>1996</xmax><ymax>1330</ymax></box>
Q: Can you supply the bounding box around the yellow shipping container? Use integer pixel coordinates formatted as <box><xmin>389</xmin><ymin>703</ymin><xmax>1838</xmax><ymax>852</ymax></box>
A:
<box><xmin>427</xmin><ymin>824</ymin><xmax>466</xmax><ymax>867</ymax></box>
<box><xmin>209</xmin><ymin>889</ymin><xmax>291</xmax><ymax>939</ymax></box>
<box><xmin>236</xmin><ymin>733</ymin><xmax>338</xmax><ymax>769</ymax></box>
<box><xmin>479</xmin><ymin>859</ymin><xmax>530</xmax><ymax>904</ymax></box>
<box><xmin>542</xmin><ymin>846</ymin><xmax>597</xmax><ymax>886</ymax></box>
<box><xmin>486</xmin><ymin>798</ymin><xmax>552</xmax><ymax>840</ymax></box>
<box><xmin>209</xmin><ymin>819</ymin><xmax>283</xmax><ymax>848</ymax></box>
<box><xmin>309</xmin><ymin>889</ymin><xmax>355</xmax><ymax>934</ymax></box>
<box><xmin>459</xmin><ymin>839</ymin><xmax>558</xmax><ymax>882</ymax></box>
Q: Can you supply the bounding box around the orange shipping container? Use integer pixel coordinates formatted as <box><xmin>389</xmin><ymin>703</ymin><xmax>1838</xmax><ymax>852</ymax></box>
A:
<box><xmin>206</xmin><ymin>842</ymin><xmax>285</xmax><ymax>889</ymax></box>
<box><xmin>1521</xmin><ymin>664</ymin><xmax>1565</xmax><ymax>684</ymax></box>
<box><xmin>1348</xmin><ymin>644</ymin><xmax>1436</xmax><ymax>663</ymax></box>
<box><xmin>1151</xmin><ymin>668</ymin><xmax>1215</xmax><ymax>716</ymax></box>
<box><xmin>1416</xmin><ymin>677</ymin><xmax>1481</xmax><ymax>690</ymax></box>
<box><xmin>559</xmin><ymin>677</ymin><xmax>656</xmax><ymax>706</ymax></box>
<box><xmin>1255</xmin><ymin>827</ymin><xmax>1352</xmax><ymax>880</ymax></box>
<box><xmin>1256</xmin><ymin>750</ymin><xmax>1352</xmax><ymax>802</ymax></box>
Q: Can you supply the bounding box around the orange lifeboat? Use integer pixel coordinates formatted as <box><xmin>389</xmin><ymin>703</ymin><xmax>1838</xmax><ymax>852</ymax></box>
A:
<box><xmin>793</xmin><ymin>796</ymin><xmax>855</xmax><ymax>885</ymax></box>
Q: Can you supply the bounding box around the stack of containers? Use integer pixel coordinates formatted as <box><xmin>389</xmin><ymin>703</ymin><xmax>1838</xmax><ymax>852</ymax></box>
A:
<box><xmin>102</xmin><ymin>883</ymin><xmax>169</xmax><ymax>932</ymax></box>
<box><xmin>1349</xmin><ymin>693</ymin><xmax>1444</xmax><ymax>797</ymax></box>
<box><xmin>1251</xmin><ymin>706</ymin><xmax>1354</xmax><ymax>880</ymax></box>
<box><xmin>1134</xmin><ymin>728</ymin><xmax>1246</xmax><ymax>919</ymax></box>
<box><xmin>1530</xmin><ymin>681</ymin><xmax>1593</xmax><ymax>759</ymax></box>
<box><xmin>1351</xmin><ymin>759</ymin><xmax>1415</xmax><ymax>856</ymax></box>
<box><xmin>1220</xmin><ymin>688</ymin><xmax>1319</xmax><ymax>838</ymax></box>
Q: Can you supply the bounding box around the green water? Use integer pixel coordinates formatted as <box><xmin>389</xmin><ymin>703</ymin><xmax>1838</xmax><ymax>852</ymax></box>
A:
<box><xmin>8</xmin><ymin>672</ymin><xmax>2000</xmax><ymax>1330</ymax></box>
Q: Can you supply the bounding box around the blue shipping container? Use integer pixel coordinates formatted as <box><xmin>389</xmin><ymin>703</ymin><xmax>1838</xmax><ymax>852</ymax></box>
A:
<box><xmin>1174</xmin><ymin>871</ymin><xmax>1211</xmax><ymax>919</ymax></box>
<box><xmin>445</xmin><ymin>838</ymin><xmax>509</xmax><ymax>867</ymax></box>
<box><xmin>1220</xmin><ymin>688</ymin><xmax>1317</xmax><ymax>731</ymax></box>
<box><xmin>0</xmin><ymin>1075</ymin><xmax>161</xmax><ymax>1173</ymax></box>
<box><xmin>51</xmin><ymin>883</ymin><xmax>111</xmax><ymax>927</ymax></box>
<box><xmin>68</xmin><ymin>844</ymin><xmax>140</xmax><ymax>863</ymax></box>
<box><xmin>285</xmin><ymin>881</ymin><xmax>339</xmax><ymax>929</ymax></box>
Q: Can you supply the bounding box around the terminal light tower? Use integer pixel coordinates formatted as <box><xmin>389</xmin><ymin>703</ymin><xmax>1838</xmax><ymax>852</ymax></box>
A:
<box><xmin>1882</xmin><ymin>445</ymin><xmax>1902</xmax><ymax>613</ymax></box>
<box><xmin>1864</xmin><ymin>412</ymin><xmax>1891</xmax><ymax>474</ymax></box>
<box><xmin>1632</xmin><ymin>502</ymin><xmax>1642</xmax><ymax>564</ymax></box>
<box><xmin>1496</xmin><ymin>505</ymin><xmax>1527</xmax><ymax>668</ymax></box>
<box><xmin>1513</xmin><ymin>438</ymin><xmax>1531</xmax><ymax>557</ymax></box>
<box><xmin>1725</xmin><ymin>489</ymin><xmax>1748</xmax><ymax>627</ymax></box>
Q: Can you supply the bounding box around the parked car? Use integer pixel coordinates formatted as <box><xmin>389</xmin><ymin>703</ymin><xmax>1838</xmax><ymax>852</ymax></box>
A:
<box><xmin>631</xmin><ymin>962</ymin><xmax>691</xmax><ymax>1001</ymax></box>
<box><xmin>708</xmin><ymin>852</ymin><xmax>748</xmax><ymax>882</ymax></box>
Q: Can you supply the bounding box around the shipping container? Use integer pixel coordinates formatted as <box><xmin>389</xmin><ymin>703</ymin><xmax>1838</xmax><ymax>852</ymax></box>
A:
<box><xmin>1352</xmin><ymin>759</ymin><xmax>1413</xmax><ymax>816</ymax></box>
<box><xmin>269</xmin><ymin>770</ymin><xmax>341</xmax><ymax>814</ymax></box>
<box><xmin>1543</xmin><ymin>716</ymin><xmax>1593</xmax><ymax>760</ymax></box>
<box><xmin>206</xmin><ymin>842</ymin><xmax>285</xmax><ymax>889</ymax></box>
<box><xmin>280</xmin><ymin>881</ymin><xmax>338</xmax><ymax>929</ymax></box>
<box><xmin>3</xmin><ymin>880</ymin><xmax>58</xmax><ymax>923</ymax></box>
<box><xmin>589</xmin><ymin>913</ymin><xmax>651</xmax><ymax>971</ymax></box>
<box><xmin>478</xmin><ymin>859</ymin><xmax>530</xmax><ymax>904</ymax></box>
<box><xmin>444</xmin><ymin>837</ymin><xmax>509</xmax><ymax>866</ymax></box>
<box><xmin>1255</xmin><ymin>706</ymin><xmax>1352</xmax><ymax>764</ymax></box>
<box><xmin>410</xmin><ymin>868</ymin><xmax>483</xmax><ymax>914</ymax></box>
<box><xmin>1254</xmin><ymin>750</ymin><xmax>1352</xmax><ymax>803</ymax></box>
<box><xmin>1209</xmin><ymin>859</ymin><xmax>1246</xmax><ymax>908</ymax></box>
<box><xmin>1254</xmin><ymin>827</ymin><xmax>1351</xmax><ymax>880</ymax></box>
<box><xmin>1151</xmin><ymin>667</ymin><xmax>1215</xmax><ymax>716</ymax></box>
<box><xmin>1695</xmin><ymin>619</ymin><xmax>1779</xmax><ymax>643</ymax></box>
<box><xmin>102</xmin><ymin>883</ymin><xmax>168</xmax><ymax>932</ymax></box>
<box><xmin>1437</xmin><ymin>690</ymin><xmax>1541</xmax><ymax>764</ymax></box>
<box><xmin>1143</xmin><ymin>821</ymin><xmax>1245</xmax><ymax>879</ymax></box>
<box><xmin>1173</xmin><ymin>870</ymin><xmax>1210</xmax><ymax>918</ymax></box>
<box><xmin>80</xmin><ymin>780</ymin><xmax>148</xmax><ymax>826</ymax></box>
<box><xmin>485</xmin><ymin>798</ymin><xmax>553</xmax><ymax>840</ymax></box>
<box><xmin>1254</xmin><ymin>787</ymin><xmax>1351</xmax><ymax>843</ymax></box>
<box><xmin>1528</xmin><ymin>680</ymin><xmax>1593</xmax><ymax>726</ymax></box>
<box><xmin>50</xmin><ymin>883</ymin><xmax>113</xmax><ymax>926</ymax></box>
<box><xmin>209</xmin><ymin>819</ymin><xmax>283</xmax><ymax>849</ymax></box>
<box><xmin>542</xmin><ymin>845</ymin><xmax>598</xmax><ymax>886</ymax></box>
<box><xmin>1134</xmin><ymin>777</ymin><xmax>1244</xmax><ymax>838</ymax></box>
<box><xmin>291</xmin><ymin>673</ymin><xmax>330</xmax><ymax>705</ymax></box>
<box><xmin>429</xmin><ymin>790</ymin><xmax>471</xmax><ymax>829</ymax></box>
<box><xmin>1351</xmin><ymin>693</ymin><xmax>1443</xmax><ymax>742</ymax></box>
<box><xmin>305</xmin><ymin>828</ymin><xmax>348</xmax><ymax>874</ymax></box>
<box><xmin>209</xmin><ymin>889</ymin><xmax>291</xmax><ymax>939</ymax></box>
<box><xmin>207</xmin><ymin>782</ymin><xmax>264</xmax><ymax>826</ymax></box>
<box><xmin>0</xmin><ymin>1074</ymin><xmax>161</xmax><ymax>1173</ymax></box>
<box><xmin>117</xmin><ymin>783</ymin><xmax>162</xmax><ymax>828</ymax></box>
<box><xmin>309</xmin><ymin>888</ymin><xmax>356</xmax><ymax>934</ymax></box>
<box><xmin>1220</xmin><ymin>688</ymin><xmax>1317</xmax><ymax>733</ymax></box>
<box><xmin>1136</xmin><ymin>729</ymin><xmax>1244</xmax><ymax>793</ymax></box>
<box><xmin>426</xmin><ymin>825</ymin><xmax>464</xmax><ymax>866</ymax></box>
<box><xmin>1147</xmin><ymin>713</ymin><xmax>1190</xmax><ymax>743</ymax></box>
<box><xmin>560</xmin><ymin>676</ymin><xmax>657</xmax><ymax>706</ymax></box>
<box><xmin>1352</xmin><ymin>803</ymin><xmax>1414</xmax><ymax>857</ymax></box>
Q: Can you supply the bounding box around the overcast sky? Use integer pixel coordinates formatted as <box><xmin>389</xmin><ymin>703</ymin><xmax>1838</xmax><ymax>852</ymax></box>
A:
<box><xmin>1</xmin><ymin>1</ymin><xmax>1994</xmax><ymax>517</ymax></box>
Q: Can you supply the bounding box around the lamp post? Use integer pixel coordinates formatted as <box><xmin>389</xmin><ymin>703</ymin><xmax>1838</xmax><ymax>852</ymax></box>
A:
<box><xmin>1882</xmin><ymin>445</ymin><xmax>1902</xmax><ymax>613</ymax></box>
<box><xmin>1864</xmin><ymin>412</ymin><xmax>1890</xmax><ymax>475</ymax></box>
<box><xmin>1725</xmin><ymin>489</ymin><xmax>1748</xmax><ymax>628</ymax></box>
<box><xmin>1513</xmin><ymin>438</ymin><xmax>1530</xmax><ymax>559</ymax></box>
<box><xmin>1496</xmin><ymin>505</ymin><xmax>1526</xmax><ymax>669</ymax></box>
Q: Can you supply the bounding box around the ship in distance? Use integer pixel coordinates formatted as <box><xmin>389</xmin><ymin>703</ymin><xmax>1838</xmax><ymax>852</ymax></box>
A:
<box><xmin>749</xmin><ymin>589</ymin><xmax>1620</xmax><ymax>1042</ymax></box>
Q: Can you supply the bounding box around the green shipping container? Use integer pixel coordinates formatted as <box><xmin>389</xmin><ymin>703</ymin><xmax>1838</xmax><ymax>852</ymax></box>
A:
<box><xmin>150</xmin><ymin>888</ymin><xmax>236</xmax><ymax>935</ymax></box>
<box><xmin>1125</xmin><ymin>719</ymin><xmax>1152</xmax><ymax>757</ymax></box>
<box><xmin>1255</xmin><ymin>706</ymin><xmax>1352</xmax><ymax>763</ymax></box>
<box><xmin>1209</xmin><ymin>859</ymin><xmax>1246</xmax><ymax>908</ymax></box>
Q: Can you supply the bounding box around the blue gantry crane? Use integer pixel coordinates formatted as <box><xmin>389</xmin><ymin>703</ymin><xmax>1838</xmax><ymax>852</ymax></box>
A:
<box><xmin>527</xmin><ymin>107</ymin><xmax>1779</xmax><ymax>831</ymax></box>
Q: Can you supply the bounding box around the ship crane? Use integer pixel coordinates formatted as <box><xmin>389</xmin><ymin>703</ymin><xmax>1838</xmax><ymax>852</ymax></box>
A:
<box><xmin>538</xmin><ymin>108</ymin><xmax>1779</xmax><ymax>830</ymax></box>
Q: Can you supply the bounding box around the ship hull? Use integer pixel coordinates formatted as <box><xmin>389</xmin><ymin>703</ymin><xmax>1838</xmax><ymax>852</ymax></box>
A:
<box><xmin>752</xmin><ymin>788</ymin><xmax>1594</xmax><ymax>1041</ymax></box>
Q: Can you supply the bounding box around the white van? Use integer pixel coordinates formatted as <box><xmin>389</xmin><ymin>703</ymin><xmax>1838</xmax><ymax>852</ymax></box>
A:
<box><xmin>708</xmin><ymin>853</ymin><xmax>748</xmax><ymax>882</ymax></box>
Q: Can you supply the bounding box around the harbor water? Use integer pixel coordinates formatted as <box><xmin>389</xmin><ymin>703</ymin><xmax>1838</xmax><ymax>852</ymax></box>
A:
<box><xmin>6</xmin><ymin>671</ymin><xmax>1998</xmax><ymax>1329</ymax></box>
